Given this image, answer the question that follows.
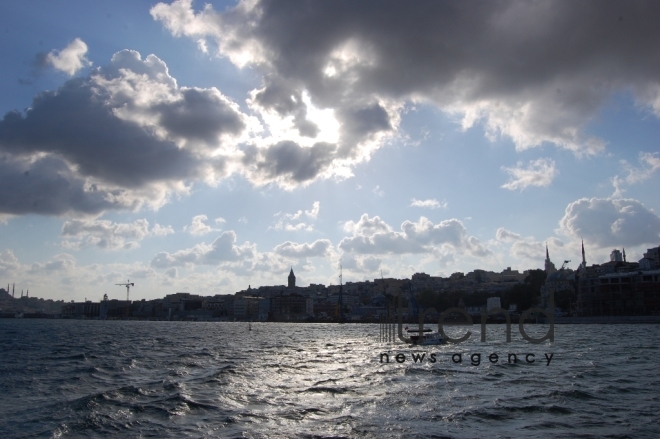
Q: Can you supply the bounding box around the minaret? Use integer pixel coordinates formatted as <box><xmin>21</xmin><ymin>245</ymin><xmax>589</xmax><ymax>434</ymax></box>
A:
<box><xmin>288</xmin><ymin>267</ymin><xmax>295</xmax><ymax>288</ymax></box>
<box><xmin>545</xmin><ymin>243</ymin><xmax>556</xmax><ymax>274</ymax></box>
<box><xmin>623</xmin><ymin>247</ymin><xmax>627</xmax><ymax>262</ymax></box>
<box><xmin>581</xmin><ymin>239</ymin><xmax>586</xmax><ymax>268</ymax></box>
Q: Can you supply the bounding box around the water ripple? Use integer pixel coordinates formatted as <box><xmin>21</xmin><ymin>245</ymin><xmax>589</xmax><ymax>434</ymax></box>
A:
<box><xmin>0</xmin><ymin>321</ymin><xmax>659</xmax><ymax>438</ymax></box>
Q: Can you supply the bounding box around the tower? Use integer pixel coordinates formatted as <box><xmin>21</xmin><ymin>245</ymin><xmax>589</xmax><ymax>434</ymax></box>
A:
<box><xmin>581</xmin><ymin>239</ymin><xmax>586</xmax><ymax>268</ymax></box>
<box><xmin>288</xmin><ymin>267</ymin><xmax>295</xmax><ymax>288</ymax></box>
<box><xmin>545</xmin><ymin>244</ymin><xmax>556</xmax><ymax>274</ymax></box>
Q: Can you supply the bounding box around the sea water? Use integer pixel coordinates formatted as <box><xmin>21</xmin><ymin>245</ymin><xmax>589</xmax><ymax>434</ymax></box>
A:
<box><xmin>1</xmin><ymin>320</ymin><xmax>658</xmax><ymax>438</ymax></box>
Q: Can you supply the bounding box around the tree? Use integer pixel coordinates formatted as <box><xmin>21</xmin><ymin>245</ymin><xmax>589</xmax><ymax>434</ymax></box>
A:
<box><xmin>502</xmin><ymin>269</ymin><xmax>546</xmax><ymax>311</ymax></box>
<box><xmin>417</xmin><ymin>289</ymin><xmax>438</xmax><ymax>309</ymax></box>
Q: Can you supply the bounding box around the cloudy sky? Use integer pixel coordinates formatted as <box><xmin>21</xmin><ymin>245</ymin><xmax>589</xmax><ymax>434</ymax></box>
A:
<box><xmin>1</xmin><ymin>0</ymin><xmax>659</xmax><ymax>302</ymax></box>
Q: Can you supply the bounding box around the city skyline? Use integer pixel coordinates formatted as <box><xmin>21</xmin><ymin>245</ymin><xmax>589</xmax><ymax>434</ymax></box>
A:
<box><xmin>1</xmin><ymin>1</ymin><xmax>660</xmax><ymax>302</ymax></box>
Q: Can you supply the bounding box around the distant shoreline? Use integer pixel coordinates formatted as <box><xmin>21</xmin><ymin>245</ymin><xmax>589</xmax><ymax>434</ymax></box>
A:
<box><xmin>553</xmin><ymin>315</ymin><xmax>660</xmax><ymax>324</ymax></box>
<box><xmin>2</xmin><ymin>314</ymin><xmax>660</xmax><ymax>324</ymax></box>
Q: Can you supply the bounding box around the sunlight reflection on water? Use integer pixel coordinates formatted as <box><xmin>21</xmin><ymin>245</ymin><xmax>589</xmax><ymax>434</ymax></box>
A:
<box><xmin>0</xmin><ymin>320</ymin><xmax>659</xmax><ymax>438</ymax></box>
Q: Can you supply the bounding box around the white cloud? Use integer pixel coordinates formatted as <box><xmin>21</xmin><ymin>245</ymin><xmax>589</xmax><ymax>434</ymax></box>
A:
<box><xmin>274</xmin><ymin>239</ymin><xmax>332</xmax><ymax>258</ymax></box>
<box><xmin>339</xmin><ymin>214</ymin><xmax>490</xmax><ymax>258</ymax></box>
<box><xmin>343</xmin><ymin>214</ymin><xmax>392</xmax><ymax>236</ymax></box>
<box><xmin>501</xmin><ymin>158</ymin><xmax>557</xmax><ymax>191</ymax></box>
<box><xmin>151</xmin><ymin>230</ymin><xmax>256</xmax><ymax>268</ymax></box>
<box><xmin>612</xmin><ymin>152</ymin><xmax>660</xmax><ymax>196</ymax></box>
<box><xmin>559</xmin><ymin>197</ymin><xmax>660</xmax><ymax>248</ymax></box>
<box><xmin>184</xmin><ymin>214</ymin><xmax>221</xmax><ymax>236</ymax></box>
<box><xmin>128</xmin><ymin>267</ymin><xmax>157</xmax><ymax>279</ymax></box>
<box><xmin>306</xmin><ymin>201</ymin><xmax>320</xmax><ymax>220</ymax></box>
<box><xmin>30</xmin><ymin>253</ymin><xmax>77</xmax><ymax>273</ymax></box>
<box><xmin>151</xmin><ymin>223</ymin><xmax>175</xmax><ymax>237</ymax></box>
<box><xmin>0</xmin><ymin>249</ymin><xmax>21</xmax><ymax>276</ymax></box>
<box><xmin>271</xmin><ymin>201</ymin><xmax>320</xmax><ymax>231</ymax></box>
<box><xmin>372</xmin><ymin>185</ymin><xmax>384</xmax><ymax>197</ymax></box>
<box><xmin>60</xmin><ymin>218</ymin><xmax>174</xmax><ymax>250</ymax></box>
<box><xmin>410</xmin><ymin>198</ymin><xmax>447</xmax><ymax>209</ymax></box>
<box><xmin>150</xmin><ymin>229</ymin><xmax>298</xmax><ymax>279</ymax></box>
<box><xmin>46</xmin><ymin>38</ymin><xmax>91</xmax><ymax>75</ymax></box>
<box><xmin>494</xmin><ymin>227</ymin><xmax>567</xmax><ymax>262</ymax></box>
<box><xmin>510</xmin><ymin>240</ymin><xmax>545</xmax><ymax>261</ymax></box>
<box><xmin>340</xmin><ymin>254</ymin><xmax>382</xmax><ymax>274</ymax></box>
<box><xmin>495</xmin><ymin>227</ymin><xmax>522</xmax><ymax>242</ymax></box>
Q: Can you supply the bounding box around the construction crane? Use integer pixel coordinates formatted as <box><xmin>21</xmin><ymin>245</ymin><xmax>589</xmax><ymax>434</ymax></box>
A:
<box><xmin>115</xmin><ymin>280</ymin><xmax>134</xmax><ymax>318</ymax></box>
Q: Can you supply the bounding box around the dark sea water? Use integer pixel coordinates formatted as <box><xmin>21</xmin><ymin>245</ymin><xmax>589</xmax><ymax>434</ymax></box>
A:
<box><xmin>0</xmin><ymin>320</ymin><xmax>659</xmax><ymax>438</ymax></box>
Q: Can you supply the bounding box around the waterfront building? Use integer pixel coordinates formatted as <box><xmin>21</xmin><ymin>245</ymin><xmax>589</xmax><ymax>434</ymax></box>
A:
<box><xmin>610</xmin><ymin>249</ymin><xmax>624</xmax><ymax>262</ymax></box>
<box><xmin>577</xmin><ymin>244</ymin><xmax>660</xmax><ymax>316</ymax></box>
<box><xmin>63</xmin><ymin>300</ymin><xmax>101</xmax><ymax>319</ymax></box>
<box><xmin>486</xmin><ymin>296</ymin><xmax>502</xmax><ymax>312</ymax></box>
<box><xmin>234</xmin><ymin>296</ymin><xmax>260</xmax><ymax>320</ymax></box>
<box><xmin>271</xmin><ymin>293</ymin><xmax>313</xmax><ymax>321</ymax></box>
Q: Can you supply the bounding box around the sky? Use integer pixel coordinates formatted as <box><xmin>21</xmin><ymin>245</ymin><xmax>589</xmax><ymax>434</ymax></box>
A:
<box><xmin>1</xmin><ymin>0</ymin><xmax>659</xmax><ymax>302</ymax></box>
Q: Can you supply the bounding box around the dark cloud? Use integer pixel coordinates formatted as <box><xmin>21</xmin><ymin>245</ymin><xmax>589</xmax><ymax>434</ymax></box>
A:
<box><xmin>250</xmin><ymin>77</ymin><xmax>320</xmax><ymax>137</ymax></box>
<box><xmin>338</xmin><ymin>104</ymin><xmax>390</xmax><ymax>139</ymax></box>
<box><xmin>0</xmin><ymin>154</ymin><xmax>129</xmax><ymax>216</ymax></box>
<box><xmin>245</xmin><ymin>140</ymin><xmax>337</xmax><ymax>185</ymax></box>
<box><xmin>155</xmin><ymin>87</ymin><xmax>246</xmax><ymax>144</ymax></box>
<box><xmin>19</xmin><ymin>52</ymin><xmax>51</xmax><ymax>84</ymax></box>
<box><xmin>0</xmin><ymin>50</ymin><xmax>249</xmax><ymax>215</ymax></box>
<box><xmin>155</xmin><ymin>0</ymin><xmax>660</xmax><ymax>154</ymax></box>
<box><xmin>0</xmin><ymin>80</ymin><xmax>198</xmax><ymax>188</ymax></box>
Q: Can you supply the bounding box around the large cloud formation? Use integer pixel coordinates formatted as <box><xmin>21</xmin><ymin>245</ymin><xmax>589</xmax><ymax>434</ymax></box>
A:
<box><xmin>339</xmin><ymin>214</ymin><xmax>490</xmax><ymax>257</ymax></box>
<box><xmin>559</xmin><ymin>197</ymin><xmax>660</xmax><ymax>247</ymax></box>
<box><xmin>153</xmin><ymin>0</ymin><xmax>660</xmax><ymax>161</ymax></box>
<box><xmin>0</xmin><ymin>49</ymin><xmax>248</xmax><ymax>216</ymax></box>
<box><xmin>5</xmin><ymin>2</ymin><xmax>660</xmax><ymax>218</ymax></box>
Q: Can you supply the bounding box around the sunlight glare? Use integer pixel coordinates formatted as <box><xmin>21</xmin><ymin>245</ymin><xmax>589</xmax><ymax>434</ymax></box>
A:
<box><xmin>302</xmin><ymin>91</ymin><xmax>340</xmax><ymax>144</ymax></box>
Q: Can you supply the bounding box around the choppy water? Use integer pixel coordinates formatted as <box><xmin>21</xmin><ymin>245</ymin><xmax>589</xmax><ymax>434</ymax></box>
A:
<box><xmin>0</xmin><ymin>320</ymin><xmax>659</xmax><ymax>438</ymax></box>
